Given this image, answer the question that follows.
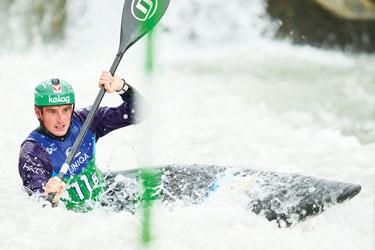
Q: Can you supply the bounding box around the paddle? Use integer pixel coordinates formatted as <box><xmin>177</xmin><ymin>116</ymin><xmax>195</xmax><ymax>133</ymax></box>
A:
<box><xmin>47</xmin><ymin>0</ymin><xmax>170</xmax><ymax>203</ymax></box>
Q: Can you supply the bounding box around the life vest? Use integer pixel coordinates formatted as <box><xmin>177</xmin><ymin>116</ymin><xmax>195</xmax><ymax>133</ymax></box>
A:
<box><xmin>28</xmin><ymin>116</ymin><xmax>105</xmax><ymax>211</ymax></box>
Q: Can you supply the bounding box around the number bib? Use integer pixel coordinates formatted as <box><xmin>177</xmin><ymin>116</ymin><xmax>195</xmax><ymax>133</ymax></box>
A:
<box><xmin>61</xmin><ymin>160</ymin><xmax>105</xmax><ymax>211</ymax></box>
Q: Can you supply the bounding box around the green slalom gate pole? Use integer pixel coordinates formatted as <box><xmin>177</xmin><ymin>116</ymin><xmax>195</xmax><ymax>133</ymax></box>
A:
<box><xmin>139</xmin><ymin>168</ymin><xmax>161</xmax><ymax>246</ymax></box>
<box><xmin>139</xmin><ymin>13</ymin><xmax>158</xmax><ymax>247</ymax></box>
<box><xmin>145</xmin><ymin>30</ymin><xmax>155</xmax><ymax>74</ymax></box>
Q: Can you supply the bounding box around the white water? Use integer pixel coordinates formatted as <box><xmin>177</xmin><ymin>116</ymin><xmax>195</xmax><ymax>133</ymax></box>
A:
<box><xmin>0</xmin><ymin>0</ymin><xmax>374</xmax><ymax>249</ymax></box>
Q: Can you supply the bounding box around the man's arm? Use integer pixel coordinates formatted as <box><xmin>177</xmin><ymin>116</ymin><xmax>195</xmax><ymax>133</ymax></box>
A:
<box><xmin>18</xmin><ymin>140</ymin><xmax>53</xmax><ymax>194</ymax></box>
<box><xmin>19</xmin><ymin>140</ymin><xmax>66</xmax><ymax>203</ymax></box>
<box><xmin>75</xmin><ymin>72</ymin><xmax>150</xmax><ymax>139</ymax></box>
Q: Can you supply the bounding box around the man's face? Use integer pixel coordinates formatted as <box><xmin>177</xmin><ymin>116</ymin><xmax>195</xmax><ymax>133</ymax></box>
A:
<box><xmin>34</xmin><ymin>105</ymin><xmax>73</xmax><ymax>137</ymax></box>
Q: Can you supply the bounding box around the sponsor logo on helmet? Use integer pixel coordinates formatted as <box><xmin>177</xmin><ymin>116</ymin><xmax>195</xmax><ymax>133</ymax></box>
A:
<box><xmin>131</xmin><ymin>0</ymin><xmax>157</xmax><ymax>21</ymax></box>
<box><xmin>48</xmin><ymin>95</ymin><xmax>70</xmax><ymax>104</ymax></box>
<box><xmin>52</xmin><ymin>84</ymin><xmax>62</xmax><ymax>93</ymax></box>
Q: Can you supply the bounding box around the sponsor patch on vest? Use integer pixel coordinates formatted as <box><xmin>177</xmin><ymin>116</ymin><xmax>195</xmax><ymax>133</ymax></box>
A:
<box><xmin>45</xmin><ymin>143</ymin><xmax>57</xmax><ymax>155</ymax></box>
<box><xmin>23</xmin><ymin>163</ymin><xmax>46</xmax><ymax>175</ymax></box>
<box><xmin>66</xmin><ymin>147</ymin><xmax>81</xmax><ymax>158</ymax></box>
<box><xmin>69</xmin><ymin>153</ymin><xmax>89</xmax><ymax>174</ymax></box>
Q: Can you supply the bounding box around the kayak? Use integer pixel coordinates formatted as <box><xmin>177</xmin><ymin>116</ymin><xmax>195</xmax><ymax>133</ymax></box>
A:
<box><xmin>101</xmin><ymin>164</ymin><xmax>361</xmax><ymax>227</ymax></box>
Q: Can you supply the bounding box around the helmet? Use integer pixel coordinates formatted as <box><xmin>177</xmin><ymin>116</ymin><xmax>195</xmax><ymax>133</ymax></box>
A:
<box><xmin>34</xmin><ymin>78</ymin><xmax>75</xmax><ymax>107</ymax></box>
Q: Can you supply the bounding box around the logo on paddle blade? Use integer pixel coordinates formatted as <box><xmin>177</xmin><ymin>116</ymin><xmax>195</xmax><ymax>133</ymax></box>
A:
<box><xmin>131</xmin><ymin>0</ymin><xmax>158</xmax><ymax>21</ymax></box>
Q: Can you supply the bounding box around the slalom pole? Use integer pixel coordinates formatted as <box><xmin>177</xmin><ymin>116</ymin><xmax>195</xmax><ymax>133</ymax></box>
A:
<box><xmin>139</xmin><ymin>20</ymin><xmax>158</xmax><ymax>246</ymax></box>
<box><xmin>139</xmin><ymin>168</ymin><xmax>161</xmax><ymax>245</ymax></box>
<box><xmin>145</xmin><ymin>29</ymin><xmax>155</xmax><ymax>74</ymax></box>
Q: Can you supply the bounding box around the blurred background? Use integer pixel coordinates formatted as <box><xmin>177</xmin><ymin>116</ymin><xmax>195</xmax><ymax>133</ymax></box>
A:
<box><xmin>1</xmin><ymin>0</ymin><xmax>375</xmax><ymax>51</ymax></box>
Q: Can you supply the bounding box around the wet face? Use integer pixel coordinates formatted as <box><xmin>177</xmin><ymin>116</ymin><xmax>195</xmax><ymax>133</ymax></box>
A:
<box><xmin>34</xmin><ymin>105</ymin><xmax>73</xmax><ymax>137</ymax></box>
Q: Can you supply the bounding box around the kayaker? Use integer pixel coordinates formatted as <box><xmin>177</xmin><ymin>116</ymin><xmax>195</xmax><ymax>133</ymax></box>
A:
<box><xmin>18</xmin><ymin>71</ymin><xmax>149</xmax><ymax>211</ymax></box>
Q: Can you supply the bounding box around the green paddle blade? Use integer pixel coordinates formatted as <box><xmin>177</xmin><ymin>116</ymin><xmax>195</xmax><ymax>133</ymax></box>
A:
<box><xmin>118</xmin><ymin>0</ymin><xmax>170</xmax><ymax>55</ymax></box>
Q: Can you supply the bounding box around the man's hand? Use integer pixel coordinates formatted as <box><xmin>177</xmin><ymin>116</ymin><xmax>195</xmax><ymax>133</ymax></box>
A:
<box><xmin>99</xmin><ymin>71</ymin><xmax>125</xmax><ymax>93</ymax></box>
<box><xmin>43</xmin><ymin>177</ymin><xmax>66</xmax><ymax>204</ymax></box>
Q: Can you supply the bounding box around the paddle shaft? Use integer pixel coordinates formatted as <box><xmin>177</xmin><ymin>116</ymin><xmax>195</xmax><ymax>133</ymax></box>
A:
<box><xmin>58</xmin><ymin>53</ymin><xmax>123</xmax><ymax>178</ymax></box>
<box><xmin>46</xmin><ymin>53</ymin><xmax>123</xmax><ymax>202</ymax></box>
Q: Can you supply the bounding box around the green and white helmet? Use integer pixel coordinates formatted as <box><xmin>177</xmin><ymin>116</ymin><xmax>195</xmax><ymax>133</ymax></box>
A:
<box><xmin>34</xmin><ymin>79</ymin><xmax>75</xmax><ymax>107</ymax></box>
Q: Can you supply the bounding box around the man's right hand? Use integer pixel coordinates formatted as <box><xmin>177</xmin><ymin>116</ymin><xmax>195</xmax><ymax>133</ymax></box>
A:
<box><xmin>43</xmin><ymin>177</ymin><xmax>66</xmax><ymax>204</ymax></box>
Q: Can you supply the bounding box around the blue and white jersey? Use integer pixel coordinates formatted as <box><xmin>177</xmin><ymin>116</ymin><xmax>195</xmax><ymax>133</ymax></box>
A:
<box><xmin>27</xmin><ymin>117</ymin><xmax>96</xmax><ymax>178</ymax></box>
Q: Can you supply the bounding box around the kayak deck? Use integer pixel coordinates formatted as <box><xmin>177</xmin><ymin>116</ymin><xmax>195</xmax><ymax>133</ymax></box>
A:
<box><xmin>102</xmin><ymin>164</ymin><xmax>361</xmax><ymax>226</ymax></box>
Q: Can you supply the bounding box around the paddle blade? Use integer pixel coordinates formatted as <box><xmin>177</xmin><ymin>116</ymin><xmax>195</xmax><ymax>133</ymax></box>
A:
<box><xmin>118</xmin><ymin>0</ymin><xmax>170</xmax><ymax>54</ymax></box>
